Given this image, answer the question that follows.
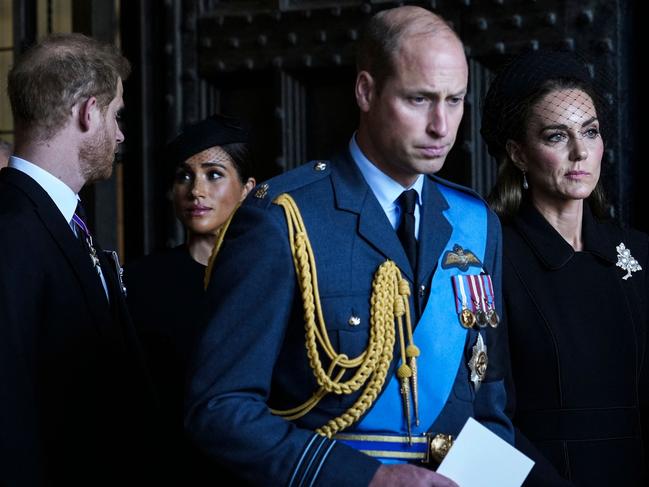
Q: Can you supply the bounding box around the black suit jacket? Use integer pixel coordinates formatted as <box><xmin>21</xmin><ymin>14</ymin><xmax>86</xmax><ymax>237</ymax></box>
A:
<box><xmin>0</xmin><ymin>167</ymin><xmax>161</xmax><ymax>487</ymax></box>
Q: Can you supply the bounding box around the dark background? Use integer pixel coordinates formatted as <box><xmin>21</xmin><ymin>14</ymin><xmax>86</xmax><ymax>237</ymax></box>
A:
<box><xmin>11</xmin><ymin>0</ymin><xmax>646</xmax><ymax>260</ymax></box>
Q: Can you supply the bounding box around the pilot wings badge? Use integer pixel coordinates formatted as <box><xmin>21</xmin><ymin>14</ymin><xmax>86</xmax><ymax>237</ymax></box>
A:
<box><xmin>442</xmin><ymin>244</ymin><xmax>482</xmax><ymax>271</ymax></box>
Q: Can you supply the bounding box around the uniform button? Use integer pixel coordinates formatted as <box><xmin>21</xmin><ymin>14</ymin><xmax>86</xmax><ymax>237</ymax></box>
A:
<box><xmin>418</xmin><ymin>285</ymin><xmax>425</xmax><ymax>297</ymax></box>
<box><xmin>348</xmin><ymin>315</ymin><xmax>361</xmax><ymax>326</ymax></box>
<box><xmin>314</xmin><ymin>161</ymin><xmax>327</xmax><ymax>171</ymax></box>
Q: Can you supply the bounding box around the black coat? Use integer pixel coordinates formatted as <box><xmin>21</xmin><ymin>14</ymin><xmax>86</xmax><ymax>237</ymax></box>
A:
<box><xmin>0</xmin><ymin>167</ymin><xmax>162</xmax><ymax>487</ymax></box>
<box><xmin>126</xmin><ymin>245</ymin><xmax>207</xmax><ymax>399</ymax></box>
<box><xmin>126</xmin><ymin>246</ymin><xmax>223</xmax><ymax>486</ymax></box>
<box><xmin>503</xmin><ymin>203</ymin><xmax>649</xmax><ymax>486</ymax></box>
<box><xmin>126</xmin><ymin>246</ymin><xmax>247</xmax><ymax>486</ymax></box>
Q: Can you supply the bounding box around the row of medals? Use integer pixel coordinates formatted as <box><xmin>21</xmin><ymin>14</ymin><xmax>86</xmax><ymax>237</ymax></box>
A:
<box><xmin>459</xmin><ymin>304</ymin><xmax>499</xmax><ymax>329</ymax></box>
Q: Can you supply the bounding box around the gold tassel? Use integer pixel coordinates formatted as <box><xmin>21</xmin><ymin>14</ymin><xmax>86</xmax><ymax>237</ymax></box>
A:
<box><xmin>204</xmin><ymin>203</ymin><xmax>241</xmax><ymax>290</ymax></box>
<box><xmin>397</xmin><ymin>364</ymin><xmax>413</xmax><ymax>443</ymax></box>
<box><xmin>407</xmin><ymin>347</ymin><xmax>420</xmax><ymax>426</ymax></box>
<box><xmin>401</xmin><ymin>276</ymin><xmax>420</xmax><ymax>428</ymax></box>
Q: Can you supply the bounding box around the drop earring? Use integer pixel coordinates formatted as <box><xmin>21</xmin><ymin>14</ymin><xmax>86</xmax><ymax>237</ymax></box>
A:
<box><xmin>522</xmin><ymin>171</ymin><xmax>529</xmax><ymax>190</ymax></box>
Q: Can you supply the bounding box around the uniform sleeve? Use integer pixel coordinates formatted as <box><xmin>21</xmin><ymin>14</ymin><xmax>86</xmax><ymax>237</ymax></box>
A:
<box><xmin>472</xmin><ymin>209</ymin><xmax>515</xmax><ymax>444</ymax></box>
<box><xmin>0</xmin><ymin>220</ymin><xmax>47</xmax><ymax>486</ymax></box>
<box><xmin>184</xmin><ymin>202</ymin><xmax>380</xmax><ymax>487</ymax></box>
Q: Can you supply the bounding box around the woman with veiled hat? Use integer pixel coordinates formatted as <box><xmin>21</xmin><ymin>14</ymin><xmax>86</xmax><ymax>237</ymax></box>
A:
<box><xmin>126</xmin><ymin>114</ymin><xmax>256</xmax><ymax>484</ymax></box>
<box><xmin>482</xmin><ymin>49</ymin><xmax>648</xmax><ymax>486</ymax></box>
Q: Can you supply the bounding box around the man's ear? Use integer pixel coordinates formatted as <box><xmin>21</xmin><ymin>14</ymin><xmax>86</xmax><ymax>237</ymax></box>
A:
<box><xmin>506</xmin><ymin>140</ymin><xmax>527</xmax><ymax>171</ymax></box>
<box><xmin>77</xmin><ymin>96</ymin><xmax>98</xmax><ymax>132</ymax></box>
<box><xmin>355</xmin><ymin>71</ymin><xmax>375</xmax><ymax>113</ymax></box>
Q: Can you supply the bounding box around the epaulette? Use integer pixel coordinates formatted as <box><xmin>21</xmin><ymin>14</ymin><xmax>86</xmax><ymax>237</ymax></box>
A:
<box><xmin>246</xmin><ymin>160</ymin><xmax>332</xmax><ymax>209</ymax></box>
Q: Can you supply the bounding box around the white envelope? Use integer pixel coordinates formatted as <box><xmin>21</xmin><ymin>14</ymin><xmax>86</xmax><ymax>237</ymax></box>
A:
<box><xmin>437</xmin><ymin>418</ymin><xmax>534</xmax><ymax>487</ymax></box>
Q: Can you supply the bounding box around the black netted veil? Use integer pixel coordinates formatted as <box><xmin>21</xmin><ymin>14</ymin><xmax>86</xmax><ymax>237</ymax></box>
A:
<box><xmin>481</xmin><ymin>48</ymin><xmax>611</xmax><ymax>161</ymax></box>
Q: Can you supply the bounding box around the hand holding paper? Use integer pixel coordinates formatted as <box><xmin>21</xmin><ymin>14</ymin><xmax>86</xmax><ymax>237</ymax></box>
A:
<box><xmin>437</xmin><ymin>418</ymin><xmax>534</xmax><ymax>487</ymax></box>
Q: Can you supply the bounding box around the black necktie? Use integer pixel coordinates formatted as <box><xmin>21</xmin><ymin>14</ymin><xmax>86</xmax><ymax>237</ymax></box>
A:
<box><xmin>397</xmin><ymin>189</ymin><xmax>418</xmax><ymax>270</ymax></box>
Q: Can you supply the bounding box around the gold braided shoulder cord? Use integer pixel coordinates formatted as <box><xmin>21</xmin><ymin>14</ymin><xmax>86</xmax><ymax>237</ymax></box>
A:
<box><xmin>271</xmin><ymin>193</ymin><xmax>417</xmax><ymax>438</ymax></box>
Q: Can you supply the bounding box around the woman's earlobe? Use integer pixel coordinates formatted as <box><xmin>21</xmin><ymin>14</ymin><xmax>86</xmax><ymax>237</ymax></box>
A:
<box><xmin>506</xmin><ymin>140</ymin><xmax>526</xmax><ymax>171</ymax></box>
<box><xmin>240</xmin><ymin>178</ymin><xmax>256</xmax><ymax>201</ymax></box>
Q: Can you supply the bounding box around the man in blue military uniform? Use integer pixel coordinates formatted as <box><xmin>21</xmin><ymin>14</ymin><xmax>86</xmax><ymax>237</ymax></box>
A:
<box><xmin>185</xmin><ymin>6</ymin><xmax>513</xmax><ymax>486</ymax></box>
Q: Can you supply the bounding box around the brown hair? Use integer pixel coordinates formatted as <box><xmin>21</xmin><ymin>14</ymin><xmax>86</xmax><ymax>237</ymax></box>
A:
<box><xmin>356</xmin><ymin>7</ymin><xmax>459</xmax><ymax>92</ymax></box>
<box><xmin>8</xmin><ymin>33</ymin><xmax>130</xmax><ymax>139</ymax></box>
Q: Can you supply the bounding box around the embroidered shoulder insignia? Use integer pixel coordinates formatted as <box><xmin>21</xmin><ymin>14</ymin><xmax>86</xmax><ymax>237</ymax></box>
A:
<box><xmin>442</xmin><ymin>244</ymin><xmax>482</xmax><ymax>271</ymax></box>
<box><xmin>616</xmin><ymin>242</ymin><xmax>642</xmax><ymax>280</ymax></box>
<box><xmin>254</xmin><ymin>183</ymin><xmax>269</xmax><ymax>199</ymax></box>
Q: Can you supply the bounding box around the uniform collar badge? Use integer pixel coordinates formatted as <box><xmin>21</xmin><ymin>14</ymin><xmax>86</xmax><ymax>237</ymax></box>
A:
<box><xmin>442</xmin><ymin>244</ymin><xmax>482</xmax><ymax>271</ymax></box>
<box><xmin>616</xmin><ymin>242</ymin><xmax>642</xmax><ymax>280</ymax></box>
<box><xmin>254</xmin><ymin>183</ymin><xmax>269</xmax><ymax>199</ymax></box>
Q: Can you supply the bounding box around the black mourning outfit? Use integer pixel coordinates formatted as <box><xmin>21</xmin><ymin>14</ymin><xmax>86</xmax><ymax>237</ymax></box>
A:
<box><xmin>503</xmin><ymin>203</ymin><xmax>649</xmax><ymax>486</ymax></box>
<box><xmin>126</xmin><ymin>246</ymin><xmax>218</xmax><ymax>485</ymax></box>
<box><xmin>0</xmin><ymin>167</ymin><xmax>162</xmax><ymax>486</ymax></box>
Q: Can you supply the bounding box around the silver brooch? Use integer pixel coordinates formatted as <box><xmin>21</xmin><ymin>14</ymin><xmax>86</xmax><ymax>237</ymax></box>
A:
<box><xmin>616</xmin><ymin>242</ymin><xmax>642</xmax><ymax>280</ymax></box>
<box><xmin>468</xmin><ymin>333</ymin><xmax>488</xmax><ymax>391</ymax></box>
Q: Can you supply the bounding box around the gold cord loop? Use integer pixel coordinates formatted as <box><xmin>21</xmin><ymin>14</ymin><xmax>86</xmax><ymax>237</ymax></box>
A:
<box><xmin>204</xmin><ymin>203</ymin><xmax>241</xmax><ymax>290</ymax></box>
<box><xmin>270</xmin><ymin>193</ymin><xmax>418</xmax><ymax>438</ymax></box>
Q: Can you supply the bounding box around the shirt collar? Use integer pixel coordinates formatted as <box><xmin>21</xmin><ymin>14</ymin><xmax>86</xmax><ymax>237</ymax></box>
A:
<box><xmin>348</xmin><ymin>134</ymin><xmax>423</xmax><ymax>215</ymax></box>
<box><xmin>8</xmin><ymin>156</ymin><xmax>79</xmax><ymax>224</ymax></box>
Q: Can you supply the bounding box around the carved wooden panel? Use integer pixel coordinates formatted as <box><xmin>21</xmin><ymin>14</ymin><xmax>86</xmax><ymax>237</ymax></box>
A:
<box><xmin>131</xmin><ymin>0</ymin><xmax>637</xmax><ymax>251</ymax></box>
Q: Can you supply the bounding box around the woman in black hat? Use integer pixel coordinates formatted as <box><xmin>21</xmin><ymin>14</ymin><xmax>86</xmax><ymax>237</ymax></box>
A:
<box><xmin>482</xmin><ymin>50</ymin><xmax>648</xmax><ymax>486</ymax></box>
<box><xmin>167</xmin><ymin>115</ymin><xmax>256</xmax><ymax>267</ymax></box>
<box><xmin>126</xmin><ymin>114</ymin><xmax>255</xmax><ymax>484</ymax></box>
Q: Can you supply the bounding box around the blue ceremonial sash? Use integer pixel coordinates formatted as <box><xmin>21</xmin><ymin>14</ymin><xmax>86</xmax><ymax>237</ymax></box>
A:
<box><xmin>343</xmin><ymin>184</ymin><xmax>488</xmax><ymax>459</ymax></box>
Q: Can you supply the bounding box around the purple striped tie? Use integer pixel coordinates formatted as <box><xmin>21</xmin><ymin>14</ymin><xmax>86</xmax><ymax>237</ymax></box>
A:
<box><xmin>72</xmin><ymin>204</ymin><xmax>101</xmax><ymax>271</ymax></box>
